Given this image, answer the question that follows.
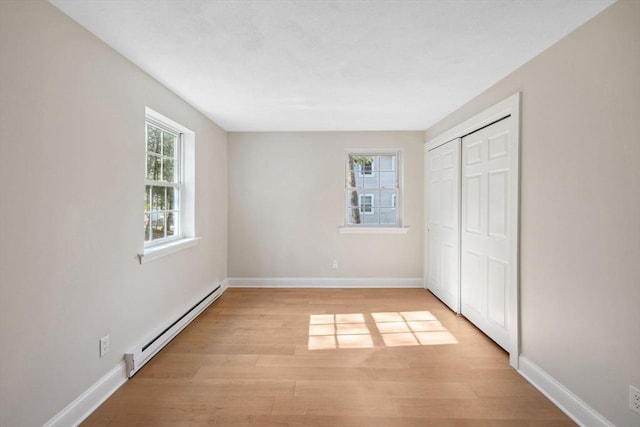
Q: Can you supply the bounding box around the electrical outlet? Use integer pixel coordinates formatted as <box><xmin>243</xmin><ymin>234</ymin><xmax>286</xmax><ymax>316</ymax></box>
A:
<box><xmin>332</xmin><ymin>260</ymin><xmax>339</xmax><ymax>269</ymax></box>
<box><xmin>99</xmin><ymin>335</ymin><xmax>110</xmax><ymax>357</ymax></box>
<box><xmin>631</xmin><ymin>385</ymin><xmax>640</xmax><ymax>414</ymax></box>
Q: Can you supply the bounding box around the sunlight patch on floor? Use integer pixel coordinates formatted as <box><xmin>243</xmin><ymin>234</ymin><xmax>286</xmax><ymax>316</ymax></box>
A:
<box><xmin>308</xmin><ymin>311</ymin><xmax>457</xmax><ymax>350</ymax></box>
<box><xmin>308</xmin><ymin>313</ymin><xmax>374</xmax><ymax>350</ymax></box>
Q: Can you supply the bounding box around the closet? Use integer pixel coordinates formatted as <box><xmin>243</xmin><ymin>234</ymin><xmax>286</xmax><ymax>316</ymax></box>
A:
<box><xmin>425</xmin><ymin>94</ymin><xmax>520</xmax><ymax>366</ymax></box>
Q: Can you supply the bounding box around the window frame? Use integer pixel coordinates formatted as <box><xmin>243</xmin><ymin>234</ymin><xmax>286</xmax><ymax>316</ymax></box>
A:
<box><xmin>139</xmin><ymin>107</ymin><xmax>197</xmax><ymax>263</ymax></box>
<box><xmin>344</xmin><ymin>150</ymin><xmax>402</xmax><ymax>228</ymax></box>
<box><xmin>144</xmin><ymin>117</ymin><xmax>184</xmax><ymax>248</ymax></box>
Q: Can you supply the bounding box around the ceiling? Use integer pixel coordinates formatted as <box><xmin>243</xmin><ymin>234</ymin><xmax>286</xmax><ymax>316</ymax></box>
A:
<box><xmin>49</xmin><ymin>0</ymin><xmax>614</xmax><ymax>132</ymax></box>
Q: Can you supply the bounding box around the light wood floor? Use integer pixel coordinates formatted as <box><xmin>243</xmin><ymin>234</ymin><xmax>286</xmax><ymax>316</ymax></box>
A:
<box><xmin>83</xmin><ymin>288</ymin><xmax>575</xmax><ymax>426</ymax></box>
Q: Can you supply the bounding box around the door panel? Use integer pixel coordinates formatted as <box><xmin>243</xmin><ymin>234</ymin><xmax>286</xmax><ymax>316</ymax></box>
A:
<box><xmin>426</xmin><ymin>138</ymin><xmax>460</xmax><ymax>313</ymax></box>
<box><xmin>487</xmin><ymin>256</ymin><xmax>507</xmax><ymax>327</ymax></box>
<box><xmin>464</xmin><ymin>174</ymin><xmax>482</xmax><ymax>233</ymax></box>
<box><xmin>488</xmin><ymin>171</ymin><xmax>508</xmax><ymax>238</ymax></box>
<box><xmin>462</xmin><ymin>249</ymin><xmax>483</xmax><ymax>312</ymax></box>
<box><xmin>461</xmin><ymin>117</ymin><xmax>511</xmax><ymax>351</ymax></box>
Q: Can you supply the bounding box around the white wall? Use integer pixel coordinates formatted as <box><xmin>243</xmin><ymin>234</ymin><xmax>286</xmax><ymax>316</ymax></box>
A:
<box><xmin>425</xmin><ymin>1</ymin><xmax>640</xmax><ymax>425</ymax></box>
<box><xmin>228</xmin><ymin>132</ymin><xmax>424</xmax><ymax>280</ymax></box>
<box><xmin>0</xmin><ymin>1</ymin><xmax>228</xmax><ymax>426</ymax></box>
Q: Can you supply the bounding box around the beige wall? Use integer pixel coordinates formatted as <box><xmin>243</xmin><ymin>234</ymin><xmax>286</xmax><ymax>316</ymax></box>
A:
<box><xmin>0</xmin><ymin>2</ymin><xmax>228</xmax><ymax>426</ymax></box>
<box><xmin>228</xmin><ymin>132</ymin><xmax>424</xmax><ymax>279</ymax></box>
<box><xmin>426</xmin><ymin>1</ymin><xmax>640</xmax><ymax>425</ymax></box>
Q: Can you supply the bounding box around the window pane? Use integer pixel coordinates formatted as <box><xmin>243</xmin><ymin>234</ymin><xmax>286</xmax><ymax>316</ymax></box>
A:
<box><xmin>144</xmin><ymin>213</ymin><xmax>150</xmax><ymax>241</ymax></box>
<box><xmin>166</xmin><ymin>211</ymin><xmax>177</xmax><ymax>237</ymax></box>
<box><xmin>348</xmin><ymin>156</ymin><xmax>381</xmax><ymax>187</ymax></box>
<box><xmin>346</xmin><ymin>189</ymin><xmax>360</xmax><ymax>208</ymax></box>
<box><xmin>144</xmin><ymin>185</ymin><xmax>151</xmax><ymax>212</ymax></box>
<box><xmin>151</xmin><ymin>212</ymin><xmax>165</xmax><ymax>240</ymax></box>
<box><xmin>346</xmin><ymin>208</ymin><xmax>362</xmax><ymax>225</ymax></box>
<box><xmin>380</xmin><ymin>172</ymin><xmax>397</xmax><ymax>188</ymax></box>
<box><xmin>146</xmin><ymin>124</ymin><xmax>161</xmax><ymax>154</ymax></box>
<box><xmin>362</xmin><ymin>209</ymin><xmax>380</xmax><ymax>225</ymax></box>
<box><xmin>345</xmin><ymin>164</ymin><xmax>357</xmax><ymax>187</ymax></box>
<box><xmin>380</xmin><ymin>190</ymin><xmax>397</xmax><ymax>208</ymax></box>
<box><xmin>363</xmin><ymin>158</ymin><xmax>374</xmax><ymax>175</ymax></box>
<box><xmin>151</xmin><ymin>186</ymin><xmax>165</xmax><ymax>211</ymax></box>
<box><xmin>359</xmin><ymin>192</ymin><xmax>377</xmax><ymax>215</ymax></box>
<box><xmin>379</xmin><ymin>155</ymin><xmax>396</xmax><ymax>171</ymax></box>
<box><xmin>363</xmin><ymin>175</ymin><xmax>378</xmax><ymax>188</ymax></box>
<box><xmin>162</xmin><ymin>158</ymin><xmax>175</xmax><ymax>182</ymax></box>
<box><xmin>166</xmin><ymin>187</ymin><xmax>177</xmax><ymax>210</ymax></box>
<box><xmin>349</xmin><ymin>155</ymin><xmax>373</xmax><ymax>173</ymax></box>
<box><xmin>163</xmin><ymin>132</ymin><xmax>175</xmax><ymax>157</ymax></box>
<box><xmin>147</xmin><ymin>155</ymin><xmax>161</xmax><ymax>180</ymax></box>
<box><xmin>348</xmin><ymin>155</ymin><xmax>359</xmax><ymax>169</ymax></box>
<box><xmin>346</xmin><ymin>158</ymin><xmax>356</xmax><ymax>185</ymax></box>
<box><xmin>345</xmin><ymin>171</ymin><xmax>363</xmax><ymax>188</ymax></box>
<box><xmin>352</xmin><ymin>156</ymin><xmax>374</xmax><ymax>176</ymax></box>
<box><xmin>361</xmin><ymin>195</ymin><xmax>373</xmax><ymax>212</ymax></box>
<box><xmin>378</xmin><ymin>208</ymin><xmax>397</xmax><ymax>225</ymax></box>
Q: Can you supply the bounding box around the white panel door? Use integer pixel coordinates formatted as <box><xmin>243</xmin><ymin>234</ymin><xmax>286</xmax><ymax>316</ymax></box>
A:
<box><xmin>461</xmin><ymin>117</ymin><xmax>512</xmax><ymax>351</ymax></box>
<box><xmin>426</xmin><ymin>138</ymin><xmax>460</xmax><ymax>313</ymax></box>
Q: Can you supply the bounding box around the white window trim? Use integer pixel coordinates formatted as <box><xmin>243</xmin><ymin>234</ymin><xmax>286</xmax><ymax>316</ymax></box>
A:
<box><xmin>339</xmin><ymin>226</ymin><xmax>409</xmax><ymax>234</ymax></box>
<box><xmin>139</xmin><ymin>107</ymin><xmax>197</xmax><ymax>263</ymax></box>
<box><xmin>391</xmin><ymin>193</ymin><xmax>397</xmax><ymax>210</ymax></box>
<box><xmin>138</xmin><ymin>237</ymin><xmax>200</xmax><ymax>264</ymax></box>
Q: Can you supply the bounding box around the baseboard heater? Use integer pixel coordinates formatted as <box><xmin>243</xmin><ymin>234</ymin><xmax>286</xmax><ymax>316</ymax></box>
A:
<box><xmin>125</xmin><ymin>284</ymin><xmax>223</xmax><ymax>377</ymax></box>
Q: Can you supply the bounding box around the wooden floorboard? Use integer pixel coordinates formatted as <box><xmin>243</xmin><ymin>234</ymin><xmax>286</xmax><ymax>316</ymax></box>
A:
<box><xmin>82</xmin><ymin>288</ymin><xmax>575</xmax><ymax>426</ymax></box>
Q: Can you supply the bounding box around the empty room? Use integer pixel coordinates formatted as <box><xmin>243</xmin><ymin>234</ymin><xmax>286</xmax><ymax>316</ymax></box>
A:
<box><xmin>0</xmin><ymin>0</ymin><xmax>638</xmax><ymax>426</ymax></box>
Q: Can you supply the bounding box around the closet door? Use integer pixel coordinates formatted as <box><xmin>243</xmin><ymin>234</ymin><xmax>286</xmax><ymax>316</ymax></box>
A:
<box><xmin>426</xmin><ymin>138</ymin><xmax>460</xmax><ymax>313</ymax></box>
<box><xmin>461</xmin><ymin>117</ymin><xmax>512</xmax><ymax>351</ymax></box>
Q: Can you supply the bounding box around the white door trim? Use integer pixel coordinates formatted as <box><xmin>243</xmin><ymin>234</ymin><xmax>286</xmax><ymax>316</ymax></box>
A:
<box><xmin>425</xmin><ymin>92</ymin><xmax>520</xmax><ymax>368</ymax></box>
<box><xmin>426</xmin><ymin>94</ymin><xmax>520</xmax><ymax>151</ymax></box>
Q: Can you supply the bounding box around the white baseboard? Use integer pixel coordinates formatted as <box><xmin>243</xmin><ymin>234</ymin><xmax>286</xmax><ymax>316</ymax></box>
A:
<box><xmin>43</xmin><ymin>360</ymin><xmax>127</xmax><ymax>427</ymax></box>
<box><xmin>125</xmin><ymin>281</ymin><xmax>227</xmax><ymax>377</ymax></box>
<box><xmin>228</xmin><ymin>277</ymin><xmax>423</xmax><ymax>288</ymax></box>
<box><xmin>517</xmin><ymin>356</ymin><xmax>614</xmax><ymax>427</ymax></box>
<box><xmin>44</xmin><ymin>280</ymin><xmax>229</xmax><ymax>427</ymax></box>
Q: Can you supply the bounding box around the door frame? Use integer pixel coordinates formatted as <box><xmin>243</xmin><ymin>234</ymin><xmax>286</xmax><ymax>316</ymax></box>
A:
<box><xmin>425</xmin><ymin>92</ymin><xmax>521</xmax><ymax>368</ymax></box>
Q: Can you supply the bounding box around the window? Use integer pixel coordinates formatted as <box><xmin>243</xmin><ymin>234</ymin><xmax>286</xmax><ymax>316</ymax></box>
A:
<box><xmin>140</xmin><ymin>108</ymin><xmax>196</xmax><ymax>263</ymax></box>
<box><xmin>359</xmin><ymin>194</ymin><xmax>374</xmax><ymax>214</ymax></box>
<box><xmin>345</xmin><ymin>152</ymin><xmax>400</xmax><ymax>226</ymax></box>
<box><xmin>145</xmin><ymin>120</ymin><xmax>182</xmax><ymax>245</ymax></box>
<box><xmin>359</xmin><ymin>158</ymin><xmax>374</xmax><ymax>177</ymax></box>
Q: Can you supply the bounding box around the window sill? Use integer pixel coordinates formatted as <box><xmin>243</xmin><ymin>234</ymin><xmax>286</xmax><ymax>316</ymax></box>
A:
<box><xmin>338</xmin><ymin>227</ymin><xmax>409</xmax><ymax>234</ymax></box>
<box><xmin>138</xmin><ymin>237</ymin><xmax>200</xmax><ymax>264</ymax></box>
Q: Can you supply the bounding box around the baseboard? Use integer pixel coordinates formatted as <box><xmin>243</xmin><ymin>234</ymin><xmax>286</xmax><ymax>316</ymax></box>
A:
<box><xmin>44</xmin><ymin>280</ymin><xmax>229</xmax><ymax>426</ymax></box>
<box><xmin>228</xmin><ymin>277</ymin><xmax>423</xmax><ymax>288</ymax></box>
<box><xmin>43</xmin><ymin>360</ymin><xmax>127</xmax><ymax>427</ymax></box>
<box><xmin>518</xmin><ymin>356</ymin><xmax>614</xmax><ymax>427</ymax></box>
<box><xmin>125</xmin><ymin>281</ymin><xmax>227</xmax><ymax>377</ymax></box>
